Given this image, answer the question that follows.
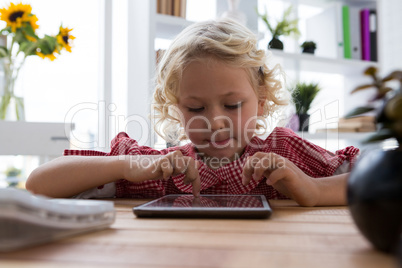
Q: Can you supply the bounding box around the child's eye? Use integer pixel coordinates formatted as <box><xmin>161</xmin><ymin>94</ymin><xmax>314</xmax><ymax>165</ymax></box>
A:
<box><xmin>188</xmin><ymin>107</ymin><xmax>204</xmax><ymax>113</ymax></box>
<box><xmin>225</xmin><ymin>103</ymin><xmax>242</xmax><ymax>110</ymax></box>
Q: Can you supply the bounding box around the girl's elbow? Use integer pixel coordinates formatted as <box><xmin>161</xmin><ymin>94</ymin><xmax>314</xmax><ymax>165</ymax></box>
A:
<box><xmin>25</xmin><ymin>169</ymin><xmax>43</xmax><ymax>194</ymax></box>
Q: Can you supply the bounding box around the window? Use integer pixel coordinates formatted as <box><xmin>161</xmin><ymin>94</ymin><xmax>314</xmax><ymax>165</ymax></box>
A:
<box><xmin>0</xmin><ymin>0</ymin><xmax>103</xmax><ymax>186</ymax></box>
<box><xmin>6</xmin><ymin>0</ymin><xmax>102</xmax><ymax>148</ymax></box>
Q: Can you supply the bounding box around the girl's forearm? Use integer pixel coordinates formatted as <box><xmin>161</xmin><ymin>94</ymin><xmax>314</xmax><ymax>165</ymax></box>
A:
<box><xmin>26</xmin><ymin>156</ymin><xmax>127</xmax><ymax>198</ymax></box>
<box><xmin>314</xmin><ymin>173</ymin><xmax>349</xmax><ymax>206</ymax></box>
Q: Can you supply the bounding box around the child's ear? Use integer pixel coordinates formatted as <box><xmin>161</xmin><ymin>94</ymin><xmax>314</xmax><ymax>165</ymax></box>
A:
<box><xmin>257</xmin><ymin>100</ymin><xmax>265</xmax><ymax>116</ymax></box>
<box><xmin>257</xmin><ymin>86</ymin><xmax>267</xmax><ymax>116</ymax></box>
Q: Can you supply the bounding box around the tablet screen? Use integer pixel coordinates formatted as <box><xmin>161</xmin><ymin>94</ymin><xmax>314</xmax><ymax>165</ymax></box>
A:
<box><xmin>150</xmin><ymin>194</ymin><xmax>265</xmax><ymax>208</ymax></box>
<box><xmin>133</xmin><ymin>194</ymin><xmax>272</xmax><ymax>219</ymax></box>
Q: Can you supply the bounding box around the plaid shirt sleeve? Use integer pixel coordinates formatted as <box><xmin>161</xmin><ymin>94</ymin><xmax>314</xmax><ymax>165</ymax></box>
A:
<box><xmin>64</xmin><ymin>132</ymin><xmax>167</xmax><ymax>198</ymax></box>
<box><xmin>260</xmin><ymin>127</ymin><xmax>360</xmax><ymax>178</ymax></box>
<box><xmin>64</xmin><ymin>132</ymin><xmax>199</xmax><ymax>198</ymax></box>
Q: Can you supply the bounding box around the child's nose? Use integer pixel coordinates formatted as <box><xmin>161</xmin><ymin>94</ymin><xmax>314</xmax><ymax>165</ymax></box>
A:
<box><xmin>204</xmin><ymin>106</ymin><xmax>231</xmax><ymax>131</ymax></box>
<box><xmin>210</xmin><ymin>115</ymin><xmax>228</xmax><ymax>131</ymax></box>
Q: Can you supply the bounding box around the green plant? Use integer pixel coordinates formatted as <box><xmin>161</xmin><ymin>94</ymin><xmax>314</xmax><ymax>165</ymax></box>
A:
<box><xmin>345</xmin><ymin>66</ymin><xmax>402</xmax><ymax>144</ymax></box>
<box><xmin>5</xmin><ymin>166</ymin><xmax>21</xmax><ymax>177</ymax></box>
<box><xmin>291</xmin><ymin>82</ymin><xmax>321</xmax><ymax>115</ymax></box>
<box><xmin>256</xmin><ymin>5</ymin><xmax>300</xmax><ymax>40</ymax></box>
<box><xmin>300</xmin><ymin>41</ymin><xmax>316</xmax><ymax>49</ymax></box>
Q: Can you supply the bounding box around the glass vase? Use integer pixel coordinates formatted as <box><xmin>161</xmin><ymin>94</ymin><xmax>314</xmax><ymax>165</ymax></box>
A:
<box><xmin>0</xmin><ymin>58</ymin><xmax>25</xmax><ymax>121</ymax></box>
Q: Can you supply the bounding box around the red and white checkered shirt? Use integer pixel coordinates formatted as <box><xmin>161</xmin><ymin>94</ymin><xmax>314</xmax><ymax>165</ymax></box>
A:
<box><xmin>64</xmin><ymin>127</ymin><xmax>359</xmax><ymax>200</ymax></box>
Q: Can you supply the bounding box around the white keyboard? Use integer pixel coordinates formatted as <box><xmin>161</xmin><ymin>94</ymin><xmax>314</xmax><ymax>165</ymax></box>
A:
<box><xmin>0</xmin><ymin>188</ymin><xmax>115</xmax><ymax>251</ymax></box>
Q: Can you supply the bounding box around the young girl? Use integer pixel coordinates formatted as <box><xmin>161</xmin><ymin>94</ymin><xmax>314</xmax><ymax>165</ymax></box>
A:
<box><xmin>26</xmin><ymin>19</ymin><xmax>359</xmax><ymax>206</ymax></box>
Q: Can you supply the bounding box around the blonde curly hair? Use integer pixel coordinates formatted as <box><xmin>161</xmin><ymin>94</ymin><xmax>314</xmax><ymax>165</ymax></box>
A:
<box><xmin>152</xmin><ymin>18</ymin><xmax>288</xmax><ymax>143</ymax></box>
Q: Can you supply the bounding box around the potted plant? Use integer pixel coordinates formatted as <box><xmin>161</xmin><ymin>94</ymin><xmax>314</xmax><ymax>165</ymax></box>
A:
<box><xmin>5</xmin><ymin>166</ymin><xmax>21</xmax><ymax>187</ymax></box>
<box><xmin>291</xmin><ymin>82</ymin><xmax>321</xmax><ymax>132</ymax></box>
<box><xmin>300</xmin><ymin>41</ymin><xmax>316</xmax><ymax>54</ymax></box>
<box><xmin>256</xmin><ymin>5</ymin><xmax>300</xmax><ymax>50</ymax></box>
<box><xmin>345</xmin><ymin>66</ymin><xmax>402</xmax><ymax>254</ymax></box>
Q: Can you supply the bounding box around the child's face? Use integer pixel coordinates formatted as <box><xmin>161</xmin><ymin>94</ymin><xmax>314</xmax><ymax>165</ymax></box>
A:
<box><xmin>177</xmin><ymin>58</ymin><xmax>264</xmax><ymax>162</ymax></box>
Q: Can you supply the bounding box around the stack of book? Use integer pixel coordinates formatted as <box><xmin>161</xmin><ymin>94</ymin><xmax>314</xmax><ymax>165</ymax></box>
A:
<box><xmin>337</xmin><ymin>116</ymin><xmax>376</xmax><ymax>132</ymax></box>
<box><xmin>156</xmin><ymin>49</ymin><xmax>165</xmax><ymax>65</ymax></box>
<box><xmin>306</xmin><ymin>4</ymin><xmax>377</xmax><ymax>62</ymax></box>
<box><xmin>157</xmin><ymin>0</ymin><xmax>187</xmax><ymax>18</ymax></box>
<box><xmin>343</xmin><ymin>6</ymin><xmax>377</xmax><ymax>62</ymax></box>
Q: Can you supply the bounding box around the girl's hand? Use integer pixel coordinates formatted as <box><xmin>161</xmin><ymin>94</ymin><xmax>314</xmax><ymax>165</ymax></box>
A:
<box><xmin>242</xmin><ymin>152</ymin><xmax>320</xmax><ymax>206</ymax></box>
<box><xmin>123</xmin><ymin>150</ymin><xmax>201</xmax><ymax>197</ymax></box>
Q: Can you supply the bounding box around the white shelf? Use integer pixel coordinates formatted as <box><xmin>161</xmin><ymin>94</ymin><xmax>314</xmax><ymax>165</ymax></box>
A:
<box><xmin>0</xmin><ymin>122</ymin><xmax>73</xmax><ymax>156</ymax></box>
<box><xmin>295</xmin><ymin>131</ymin><xmax>374</xmax><ymax>141</ymax></box>
<box><xmin>296</xmin><ymin>0</ymin><xmax>376</xmax><ymax>7</ymax></box>
<box><xmin>296</xmin><ymin>131</ymin><xmax>399</xmax><ymax>151</ymax></box>
<box><xmin>269</xmin><ymin>49</ymin><xmax>378</xmax><ymax>75</ymax></box>
<box><xmin>155</xmin><ymin>14</ymin><xmax>194</xmax><ymax>39</ymax></box>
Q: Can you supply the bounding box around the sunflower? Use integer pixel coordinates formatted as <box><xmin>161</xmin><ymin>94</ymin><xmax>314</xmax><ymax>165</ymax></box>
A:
<box><xmin>0</xmin><ymin>3</ymin><xmax>39</xmax><ymax>33</ymax></box>
<box><xmin>36</xmin><ymin>50</ymin><xmax>57</xmax><ymax>61</ymax></box>
<box><xmin>25</xmin><ymin>29</ymin><xmax>37</xmax><ymax>42</ymax></box>
<box><xmin>56</xmin><ymin>26</ymin><xmax>75</xmax><ymax>52</ymax></box>
<box><xmin>35</xmin><ymin>36</ymin><xmax>60</xmax><ymax>61</ymax></box>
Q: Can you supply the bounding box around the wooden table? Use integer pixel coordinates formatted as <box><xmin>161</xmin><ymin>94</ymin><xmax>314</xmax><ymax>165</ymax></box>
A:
<box><xmin>0</xmin><ymin>199</ymin><xmax>398</xmax><ymax>268</ymax></box>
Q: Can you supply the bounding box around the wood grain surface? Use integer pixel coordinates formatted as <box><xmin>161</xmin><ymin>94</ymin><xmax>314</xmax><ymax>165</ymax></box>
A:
<box><xmin>0</xmin><ymin>199</ymin><xmax>397</xmax><ymax>268</ymax></box>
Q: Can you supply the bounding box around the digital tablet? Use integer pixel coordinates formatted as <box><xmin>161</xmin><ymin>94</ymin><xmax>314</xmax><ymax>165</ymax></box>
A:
<box><xmin>133</xmin><ymin>194</ymin><xmax>272</xmax><ymax>219</ymax></box>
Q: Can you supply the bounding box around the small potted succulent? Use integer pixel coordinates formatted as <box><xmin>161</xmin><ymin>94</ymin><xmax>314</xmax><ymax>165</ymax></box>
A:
<box><xmin>291</xmin><ymin>82</ymin><xmax>321</xmax><ymax>132</ymax></box>
<box><xmin>300</xmin><ymin>41</ymin><xmax>316</xmax><ymax>54</ymax></box>
<box><xmin>5</xmin><ymin>166</ymin><xmax>21</xmax><ymax>187</ymax></box>
<box><xmin>256</xmin><ymin>5</ymin><xmax>300</xmax><ymax>50</ymax></box>
<box><xmin>346</xmin><ymin>66</ymin><xmax>402</xmax><ymax>254</ymax></box>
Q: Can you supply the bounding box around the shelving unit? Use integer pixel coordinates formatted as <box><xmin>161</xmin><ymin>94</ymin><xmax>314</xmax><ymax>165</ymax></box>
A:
<box><xmin>264</xmin><ymin>0</ymin><xmax>381</xmax><ymax>120</ymax></box>
<box><xmin>155</xmin><ymin>14</ymin><xmax>193</xmax><ymax>39</ymax></box>
<box><xmin>126</xmin><ymin>0</ymin><xmax>402</xmax><ymax>147</ymax></box>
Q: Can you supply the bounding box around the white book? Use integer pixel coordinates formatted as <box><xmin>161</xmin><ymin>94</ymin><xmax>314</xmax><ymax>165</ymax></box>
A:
<box><xmin>306</xmin><ymin>3</ymin><xmax>344</xmax><ymax>59</ymax></box>
<box><xmin>0</xmin><ymin>188</ymin><xmax>115</xmax><ymax>252</ymax></box>
<box><xmin>349</xmin><ymin>6</ymin><xmax>362</xmax><ymax>60</ymax></box>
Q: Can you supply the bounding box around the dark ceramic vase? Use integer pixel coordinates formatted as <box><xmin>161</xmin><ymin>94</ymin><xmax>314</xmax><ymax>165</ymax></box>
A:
<box><xmin>302</xmin><ymin>47</ymin><xmax>315</xmax><ymax>54</ymax></box>
<box><xmin>298</xmin><ymin>113</ymin><xmax>310</xmax><ymax>132</ymax></box>
<box><xmin>347</xmin><ymin>148</ymin><xmax>402</xmax><ymax>253</ymax></box>
<box><xmin>268</xmin><ymin>37</ymin><xmax>283</xmax><ymax>50</ymax></box>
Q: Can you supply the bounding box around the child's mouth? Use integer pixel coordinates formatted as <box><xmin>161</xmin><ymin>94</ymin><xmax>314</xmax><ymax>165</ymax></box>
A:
<box><xmin>209</xmin><ymin>138</ymin><xmax>232</xmax><ymax>146</ymax></box>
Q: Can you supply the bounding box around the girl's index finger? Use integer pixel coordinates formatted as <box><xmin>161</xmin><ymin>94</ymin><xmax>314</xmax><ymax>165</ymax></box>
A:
<box><xmin>192</xmin><ymin>161</ymin><xmax>201</xmax><ymax>197</ymax></box>
<box><xmin>182</xmin><ymin>158</ymin><xmax>200</xmax><ymax>197</ymax></box>
<box><xmin>191</xmin><ymin>173</ymin><xmax>201</xmax><ymax>197</ymax></box>
<box><xmin>242</xmin><ymin>156</ymin><xmax>255</xmax><ymax>186</ymax></box>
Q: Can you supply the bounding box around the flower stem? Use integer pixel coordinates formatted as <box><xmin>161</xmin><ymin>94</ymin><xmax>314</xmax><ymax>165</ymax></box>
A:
<box><xmin>0</xmin><ymin>94</ymin><xmax>11</xmax><ymax>120</ymax></box>
<box><xmin>0</xmin><ymin>35</ymin><xmax>26</xmax><ymax>121</ymax></box>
